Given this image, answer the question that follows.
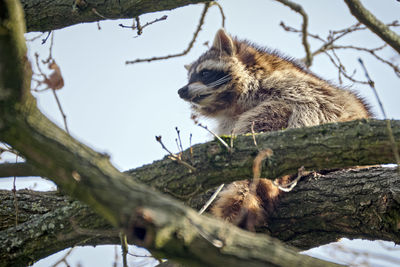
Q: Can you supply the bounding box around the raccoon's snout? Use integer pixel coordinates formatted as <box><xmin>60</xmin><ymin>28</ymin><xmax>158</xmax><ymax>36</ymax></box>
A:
<box><xmin>178</xmin><ymin>86</ymin><xmax>189</xmax><ymax>99</ymax></box>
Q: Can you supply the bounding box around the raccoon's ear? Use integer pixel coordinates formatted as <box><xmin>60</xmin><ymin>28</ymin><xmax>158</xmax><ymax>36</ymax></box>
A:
<box><xmin>184</xmin><ymin>64</ymin><xmax>192</xmax><ymax>71</ymax></box>
<box><xmin>212</xmin><ymin>28</ymin><xmax>235</xmax><ymax>55</ymax></box>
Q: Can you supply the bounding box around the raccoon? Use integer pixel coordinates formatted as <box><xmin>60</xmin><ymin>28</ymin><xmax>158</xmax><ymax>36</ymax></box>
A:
<box><xmin>178</xmin><ymin>29</ymin><xmax>371</xmax><ymax>230</ymax></box>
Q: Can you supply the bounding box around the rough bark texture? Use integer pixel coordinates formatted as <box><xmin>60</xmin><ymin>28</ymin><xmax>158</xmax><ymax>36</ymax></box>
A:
<box><xmin>268</xmin><ymin>166</ymin><xmax>400</xmax><ymax>249</ymax></box>
<box><xmin>127</xmin><ymin>119</ymin><xmax>400</xmax><ymax>201</ymax></box>
<box><xmin>0</xmin><ymin>190</ymin><xmax>116</xmax><ymax>266</ymax></box>
<box><xmin>1</xmin><ymin>166</ymin><xmax>399</xmax><ymax>265</ymax></box>
<box><xmin>21</xmin><ymin>0</ymin><xmax>210</xmax><ymax>32</ymax></box>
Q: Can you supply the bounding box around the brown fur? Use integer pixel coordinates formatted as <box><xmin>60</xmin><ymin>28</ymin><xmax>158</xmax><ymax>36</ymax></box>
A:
<box><xmin>178</xmin><ymin>29</ymin><xmax>371</xmax><ymax>230</ymax></box>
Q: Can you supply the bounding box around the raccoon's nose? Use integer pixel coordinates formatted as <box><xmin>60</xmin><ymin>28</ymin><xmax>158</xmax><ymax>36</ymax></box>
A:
<box><xmin>178</xmin><ymin>86</ymin><xmax>189</xmax><ymax>99</ymax></box>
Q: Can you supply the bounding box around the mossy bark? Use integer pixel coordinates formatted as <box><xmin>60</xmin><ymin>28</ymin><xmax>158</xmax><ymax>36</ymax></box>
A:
<box><xmin>128</xmin><ymin>119</ymin><xmax>400</xmax><ymax>201</ymax></box>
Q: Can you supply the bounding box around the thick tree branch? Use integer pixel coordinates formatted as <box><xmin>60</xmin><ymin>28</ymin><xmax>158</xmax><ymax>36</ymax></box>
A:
<box><xmin>0</xmin><ymin>1</ymin><xmax>334</xmax><ymax>266</ymax></box>
<box><xmin>1</xmin><ymin>166</ymin><xmax>399</xmax><ymax>265</ymax></box>
<box><xmin>343</xmin><ymin>0</ymin><xmax>400</xmax><ymax>55</ymax></box>
<box><xmin>0</xmin><ymin>190</ymin><xmax>117</xmax><ymax>266</ymax></box>
<box><xmin>269</xmin><ymin>166</ymin><xmax>400</xmax><ymax>249</ymax></box>
<box><xmin>128</xmin><ymin>119</ymin><xmax>400</xmax><ymax>200</ymax></box>
<box><xmin>21</xmin><ymin>0</ymin><xmax>211</xmax><ymax>32</ymax></box>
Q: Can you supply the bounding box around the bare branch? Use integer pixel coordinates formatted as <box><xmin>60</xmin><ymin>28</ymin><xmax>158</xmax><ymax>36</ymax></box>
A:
<box><xmin>198</xmin><ymin>183</ymin><xmax>224</xmax><ymax>215</ymax></box>
<box><xmin>344</xmin><ymin>0</ymin><xmax>400</xmax><ymax>54</ymax></box>
<box><xmin>155</xmin><ymin>136</ymin><xmax>196</xmax><ymax>172</ymax></box>
<box><xmin>198</xmin><ymin>123</ymin><xmax>232</xmax><ymax>152</ymax></box>
<box><xmin>210</xmin><ymin>1</ymin><xmax>226</xmax><ymax>27</ymax></box>
<box><xmin>126</xmin><ymin>3</ymin><xmax>211</xmax><ymax>64</ymax></box>
<box><xmin>274</xmin><ymin>0</ymin><xmax>312</xmax><ymax>66</ymax></box>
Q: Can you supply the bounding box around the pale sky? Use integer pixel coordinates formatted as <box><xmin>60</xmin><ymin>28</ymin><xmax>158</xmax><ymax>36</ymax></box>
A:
<box><xmin>1</xmin><ymin>0</ymin><xmax>400</xmax><ymax>266</ymax></box>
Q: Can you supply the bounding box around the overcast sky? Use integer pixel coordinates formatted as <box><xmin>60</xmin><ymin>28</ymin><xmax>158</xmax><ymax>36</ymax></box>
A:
<box><xmin>1</xmin><ymin>0</ymin><xmax>400</xmax><ymax>266</ymax></box>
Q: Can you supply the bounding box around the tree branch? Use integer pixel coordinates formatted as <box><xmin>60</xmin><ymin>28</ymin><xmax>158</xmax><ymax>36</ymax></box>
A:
<box><xmin>274</xmin><ymin>0</ymin><xmax>313</xmax><ymax>66</ymax></box>
<box><xmin>21</xmin><ymin>0</ymin><xmax>211</xmax><ymax>32</ymax></box>
<box><xmin>128</xmin><ymin>119</ymin><xmax>400</xmax><ymax>200</ymax></box>
<box><xmin>0</xmin><ymin>162</ymin><xmax>39</xmax><ymax>178</ymax></box>
<box><xmin>343</xmin><ymin>0</ymin><xmax>400</xmax><ymax>55</ymax></box>
<box><xmin>1</xmin><ymin>165</ymin><xmax>399</xmax><ymax>265</ymax></box>
<box><xmin>0</xmin><ymin>190</ymin><xmax>117</xmax><ymax>266</ymax></box>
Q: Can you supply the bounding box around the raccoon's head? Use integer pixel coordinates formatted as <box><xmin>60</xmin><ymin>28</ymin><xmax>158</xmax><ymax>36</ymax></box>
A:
<box><xmin>178</xmin><ymin>29</ymin><xmax>257</xmax><ymax>117</ymax></box>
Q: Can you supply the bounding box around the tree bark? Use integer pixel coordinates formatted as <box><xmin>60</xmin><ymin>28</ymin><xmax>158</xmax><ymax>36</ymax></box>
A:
<box><xmin>0</xmin><ymin>162</ymin><xmax>39</xmax><ymax>178</ymax></box>
<box><xmin>21</xmin><ymin>0</ymin><xmax>210</xmax><ymax>32</ymax></box>
<box><xmin>1</xmin><ymin>166</ymin><xmax>399</xmax><ymax>265</ymax></box>
<box><xmin>0</xmin><ymin>190</ymin><xmax>117</xmax><ymax>267</ymax></box>
<box><xmin>127</xmin><ymin>119</ymin><xmax>400</xmax><ymax>200</ymax></box>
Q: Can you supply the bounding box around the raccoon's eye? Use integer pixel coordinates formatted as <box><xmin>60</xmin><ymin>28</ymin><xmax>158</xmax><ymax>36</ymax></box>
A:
<box><xmin>198</xmin><ymin>69</ymin><xmax>230</xmax><ymax>86</ymax></box>
<box><xmin>200</xmin><ymin>70</ymin><xmax>212</xmax><ymax>79</ymax></box>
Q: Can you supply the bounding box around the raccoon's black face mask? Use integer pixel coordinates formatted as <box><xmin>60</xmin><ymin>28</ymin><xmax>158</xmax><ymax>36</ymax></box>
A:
<box><xmin>178</xmin><ymin>68</ymin><xmax>231</xmax><ymax>104</ymax></box>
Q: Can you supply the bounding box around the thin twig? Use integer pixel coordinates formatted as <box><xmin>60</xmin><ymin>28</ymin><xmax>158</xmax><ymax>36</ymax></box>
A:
<box><xmin>358</xmin><ymin>58</ymin><xmax>400</xmax><ymax>168</ymax></box>
<box><xmin>175</xmin><ymin>127</ymin><xmax>184</xmax><ymax>154</ymax></box>
<box><xmin>119</xmin><ymin>232</ymin><xmax>129</xmax><ymax>267</ymax></box>
<box><xmin>198</xmin><ymin>184</ymin><xmax>225</xmax><ymax>215</ymax></box>
<box><xmin>113</xmin><ymin>246</ymin><xmax>119</xmax><ymax>267</ymax></box>
<box><xmin>127</xmin><ymin>252</ymin><xmax>154</xmax><ymax>258</ymax></box>
<box><xmin>135</xmin><ymin>17</ymin><xmax>142</xmax><ymax>35</ymax></box>
<box><xmin>42</xmin><ymin>32</ymin><xmax>55</xmax><ymax>64</ymax></box>
<box><xmin>189</xmin><ymin>133</ymin><xmax>194</xmax><ymax>162</ymax></box>
<box><xmin>119</xmin><ymin>15</ymin><xmax>167</xmax><ymax>36</ymax></box>
<box><xmin>126</xmin><ymin>3</ymin><xmax>210</xmax><ymax>64</ymax></box>
<box><xmin>210</xmin><ymin>1</ymin><xmax>225</xmax><ymax>27</ymax></box>
<box><xmin>155</xmin><ymin>136</ymin><xmax>196</xmax><ymax>172</ymax></box>
<box><xmin>155</xmin><ymin>136</ymin><xmax>178</xmax><ymax>157</ymax></box>
<box><xmin>41</xmin><ymin>31</ymin><xmax>52</xmax><ymax>44</ymax></box>
<box><xmin>197</xmin><ymin>123</ymin><xmax>231</xmax><ymax>152</ymax></box>
<box><xmin>281</xmin><ymin>20</ymin><xmax>400</xmax><ymax>77</ymax></box>
<box><xmin>50</xmin><ymin>247</ymin><xmax>74</xmax><ymax>267</ymax></box>
<box><xmin>251</xmin><ymin>121</ymin><xmax>259</xmax><ymax>149</ymax></box>
<box><xmin>275</xmin><ymin>0</ymin><xmax>312</xmax><ymax>66</ymax></box>
<box><xmin>323</xmin><ymin>51</ymin><xmax>368</xmax><ymax>85</ymax></box>
<box><xmin>51</xmin><ymin>89</ymin><xmax>70</xmax><ymax>135</ymax></box>
<box><xmin>12</xmin><ymin>154</ymin><xmax>19</xmax><ymax>226</ymax></box>
<box><xmin>322</xmin><ymin>44</ymin><xmax>399</xmax><ymax>78</ymax></box>
<box><xmin>25</xmin><ymin>32</ymin><xmax>46</xmax><ymax>42</ymax></box>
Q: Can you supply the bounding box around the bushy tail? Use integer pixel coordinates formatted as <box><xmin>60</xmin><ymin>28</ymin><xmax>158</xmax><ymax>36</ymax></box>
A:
<box><xmin>211</xmin><ymin>178</ymin><xmax>281</xmax><ymax>231</ymax></box>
